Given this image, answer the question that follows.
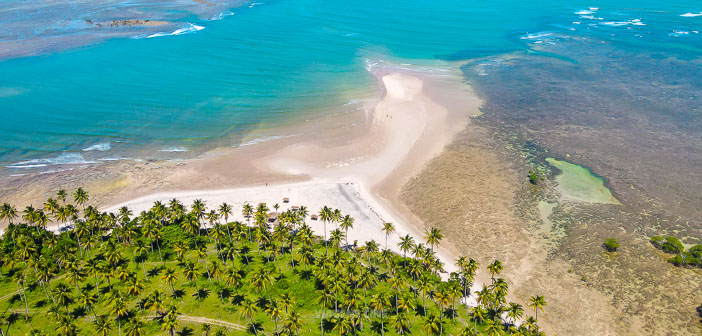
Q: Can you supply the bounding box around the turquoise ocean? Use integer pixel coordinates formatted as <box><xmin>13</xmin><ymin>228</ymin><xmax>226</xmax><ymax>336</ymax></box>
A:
<box><xmin>0</xmin><ymin>0</ymin><xmax>701</xmax><ymax>174</ymax></box>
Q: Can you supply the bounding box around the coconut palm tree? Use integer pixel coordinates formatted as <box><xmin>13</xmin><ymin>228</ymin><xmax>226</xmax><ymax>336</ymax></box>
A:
<box><xmin>93</xmin><ymin>315</ymin><xmax>113</xmax><ymax>336</ymax></box>
<box><xmin>381</xmin><ymin>223</ymin><xmax>395</xmax><ymax>250</ymax></box>
<box><xmin>425</xmin><ymin>227</ymin><xmax>443</xmax><ymax>252</ymax></box>
<box><xmin>398</xmin><ymin>234</ymin><xmax>415</xmax><ymax>258</ymax></box>
<box><xmin>487</xmin><ymin>260</ymin><xmax>503</xmax><ymax>282</ymax></box>
<box><xmin>265</xmin><ymin>300</ymin><xmax>284</xmax><ymax>334</ymax></box>
<box><xmin>284</xmin><ymin>310</ymin><xmax>303</xmax><ymax>336</ymax></box>
<box><xmin>390</xmin><ymin>312</ymin><xmax>410</xmax><ymax>335</ymax></box>
<box><xmin>319</xmin><ymin>206</ymin><xmax>333</xmax><ymax>253</ymax></box>
<box><xmin>422</xmin><ymin>313</ymin><xmax>442</xmax><ymax>335</ymax></box>
<box><xmin>507</xmin><ymin>302</ymin><xmax>524</xmax><ymax>326</ymax></box>
<box><xmin>73</xmin><ymin>187</ymin><xmax>89</xmax><ymax>210</ymax></box>
<box><xmin>162</xmin><ymin>267</ymin><xmax>178</xmax><ymax>294</ymax></box>
<box><xmin>0</xmin><ymin>203</ymin><xmax>18</xmax><ymax>224</ymax></box>
<box><xmin>159</xmin><ymin>304</ymin><xmax>180</xmax><ymax>336</ymax></box>
<box><xmin>339</xmin><ymin>215</ymin><xmax>354</xmax><ymax>249</ymax></box>
<box><xmin>240</xmin><ymin>298</ymin><xmax>259</xmax><ymax>336</ymax></box>
<box><xmin>124</xmin><ymin>318</ymin><xmax>145</xmax><ymax>336</ymax></box>
<box><xmin>109</xmin><ymin>297</ymin><xmax>129</xmax><ymax>336</ymax></box>
<box><xmin>528</xmin><ymin>295</ymin><xmax>547</xmax><ymax>322</ymax></box>
<box><xmin>145</xmin><ymin>290</ymin><xmax>166</xmax><ymax>315</ymax></box>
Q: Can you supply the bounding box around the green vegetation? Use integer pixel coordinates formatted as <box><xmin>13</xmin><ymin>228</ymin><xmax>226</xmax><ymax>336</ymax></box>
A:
<box><xmin>527</xmin><ymin>169</ymin><xmax>543</xmax><ymax>185</ymax></box>
<box><xmin>650</xmin><ymin>236</ymin><xmax>701</xmax><ymax>268</ymax></box>
<box><xmin>0</xmin><ymin>189</ymin><xmax>547</xmax><ymax>335</ymax></box>
<box><xmin>602</xmin><ymin>238</ymin><xmax>619</xmax><ymax>252</ymax></box>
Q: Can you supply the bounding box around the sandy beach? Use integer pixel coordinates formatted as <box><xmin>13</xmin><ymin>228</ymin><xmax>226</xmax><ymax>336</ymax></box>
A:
<box><xmin>100</xmin><ymin>70</ymin><xmax>482</xmax><ymax>280</ymax></box>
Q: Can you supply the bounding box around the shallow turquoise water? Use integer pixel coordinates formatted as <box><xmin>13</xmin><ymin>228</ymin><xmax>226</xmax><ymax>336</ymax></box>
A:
<box><xmin>0</xmin><ymin>0</ymin><xmax>700</xmax><ymax>171</ymax></box>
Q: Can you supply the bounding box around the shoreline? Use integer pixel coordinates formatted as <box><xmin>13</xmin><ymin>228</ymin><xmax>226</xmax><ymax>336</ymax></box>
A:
<box><xmin>0</xmin><ymin>64</ymin><xmax>483</xmax><ymax>276</ymax></box>
<box><xmin>101</xmin><ymin>69</ymin><xmax>482</xmax><ymax>272</ymax></box>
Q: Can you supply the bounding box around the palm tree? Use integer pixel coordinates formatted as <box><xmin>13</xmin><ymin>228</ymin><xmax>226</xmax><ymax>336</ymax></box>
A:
<box><xmin>284</xmin><ymin>310</ymin><xmax>303</xmax><ymax>336</ymax></box>
<box><xmin>369</xmin><ymin>292</ymin><xmax>391</xmax><ymax>335</ymax></box>
<box><xmin>56</xmin><ymin>316</ymin><xmax>79</xmax><ymax>336</ymax></box>
<box><xmin>109</xmin><ymin>297</ymin><xmax>129</xmax><ymax>336</ymax></box>
<box><xmin>160</xmin><ymin>304</ymin><xmax>180</xmax><ymax>336</ymax></box>
<box><xmin>487</xmin><ymin>260</ymin><xmax>503</xmax><ymax>282</ymax></box>
<box><xmin>390</xmin><ymin>312</ymin><xmax>410</xmax><ymax>335</ymax></box>
<box><xmin>0</xmin><ymin>203</ymin><xmax>18</xmax><ymax>225</ymax></box>
<box><xmin>319</xmin><ymin>206</ymin><xmax>333</xmax><ymax>253</ymax></box>
<box><xmin>124</xmin><ymin>318</ymin><xmax>145</xmax><ymax>336</ymax></box>
<box><xmin>73</xmin><ymin>187</ymin><xmax>89</xmax><ymax>210</ymax></box>
<box><xmin>162</xmin><ymin>267</ymin><xmax>178</xmax><ymax>294</ymax></box>
<box><xmin>507</xmin><ymin>302</ymin><xmax>524</xmax><ymax>326</ymax></box>
<box><xmin>528</xmin><ymin>295</ymin><xmax>547</xmax><ymax>322</ymax></box>
<box><xmin>339</xmin><ymin>215</ymin><xmax>354</xmax><ymax>249</ymax></box>
<box><xmin>422</xmin><ymin>313</ymin><xmax>442</xmax><ymax>335</ymax></box>
<box><xmin>93</xmin><ymin>315</ymin><xmax>113</xmax><ymax>336</ymax></box>
<box><xmin>145</xmin><ymin>290</ymin><xmax>166</xmax><ymax>315</ymax></box>
<box><xmin>425</xmin><ymin>227</ymin><xmax>443</xmax><ymax>252</ymax></box>
<box><xmin>381</xmin><ymin>223</ymin><xmax>395</xmax><ymax>250</ymax></box>
<box><xmin>240</xmin><ymin>298</ymin><xmax>259</xmax><ymax>335</ymax></box>
<box><xmin>316</xmin><ymin>291</ymin><xmax>334</xmax><ymax>336</ymax></box>
<box><xmin>483</xmin><ymin>319</ymin><xmax>502</xmax><ymax>336</ymax></box>
<box><xmin>265</xmin><ymin>300</ymin><xmax>284</xmax><ymax>334</ymax></box>
<box><xmin>398</xmin><ymin>234</ymin><xmax>415</xmax><ymax>258</ymax></box>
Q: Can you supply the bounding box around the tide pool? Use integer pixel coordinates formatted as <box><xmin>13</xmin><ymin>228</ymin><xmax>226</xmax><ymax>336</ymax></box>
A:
<box><xmin>546</xmin><ymin>158</ymin><xmax>619</xmax><ymax>204</ymax></box>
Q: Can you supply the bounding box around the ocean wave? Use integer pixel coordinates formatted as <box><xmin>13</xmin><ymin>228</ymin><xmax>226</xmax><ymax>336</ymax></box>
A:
<box><xmin>211</xmin><ymin>11</ymin><xmax>234</xmax><ymax>20</ymax></box>
<box><xmin>670</xmin><ymin>30</ymin><xmax>699</xmax><ymax>37</ymax></box>
<box><xmin>158</xmin><ymin>147</ymin><xmax>188</xmax><ymax>152</ymax></box>
<box><xmin>147</xmin><ymin>23</ymin><xmax>205</xmax><ymax>39</ymax></box>
<box><xmin>680</xmin><ymin>12</ymin><xmax>702</xmax><ymax>17</ymax></box>
<box><xmin>97</xmin><ymin>157</ymin><xmax>130</xmax><ymax>161</ymax></box>
<box><xmin>82</xmin><ymin>142</ymin><xmax>111</xmax><ymax>151</ymax></box>
<box><xmin>6</xmin><ymin>153</ymin><xmax>96</xmax><ymax>169</ymax></box>
<box><xmin>239</xmin><ymin>135</ymin><xmax>294</xmax><ymax>147</ymax></box>
<box><xmin>600</xmin><ymin>19</ymin><xmax>645</xmax><ymax>27</ymax></box>
<box><xmin>520</xmin><ymin>32</ymin><xmax>553</xmax><ymax>40</ymax></box>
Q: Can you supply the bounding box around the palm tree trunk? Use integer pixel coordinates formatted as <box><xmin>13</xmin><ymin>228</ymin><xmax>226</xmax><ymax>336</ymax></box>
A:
<box><xmin>250</xmin><ymin>316</ymin><xmax>258</xmax><ymax>336</ymax></box>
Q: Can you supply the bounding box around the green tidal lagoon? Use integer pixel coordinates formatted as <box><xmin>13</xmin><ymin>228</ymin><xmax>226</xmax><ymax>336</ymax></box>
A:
<box><xmin>545</xmin><ymin>157</ymin><xmax>619</xmax><ymax>204</ymax></box>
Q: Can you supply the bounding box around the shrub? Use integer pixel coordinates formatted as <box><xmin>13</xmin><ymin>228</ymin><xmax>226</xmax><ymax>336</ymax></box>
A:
<box><xmin>668</xmin><ymin>254</ymin><xmax>685</xmax><ymax>266</ymax></box>
<box><xmin>650</xmin><ymin>236</ymin><xmax>664</xmax><ymax>248</ymax></box>
<box><xmin>160</xmin><ymin>224</ymin><xmax>192</xmax><ymax>247</ymax></box>
<box><xmin>661</xmin><ymin>236</ymin><xmax>684</xmax><ymax>254</ymax></box>
<box><xmin>689</xmin><ymin>244</ymin><xmax>702</xmax><ymax>259</ymax></box>
<box><xmin>603</xmin><ymin>238</ymin><xmax>619</xmax><ymax>252</ymax></box>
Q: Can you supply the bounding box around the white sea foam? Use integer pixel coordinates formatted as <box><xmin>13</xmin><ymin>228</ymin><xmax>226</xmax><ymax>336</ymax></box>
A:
<box><xmin>211</xmin><ymin>11</ymin><xmax>234</xmax><ymax>20</ymax></box>
<box><xmin>575</xmin><ymin>10</ymin><xmax>594</xmax><ymax>15</ymax></box>
<box><xmin>82</xmin><ymin>142</ymin><xmax>111</xmax><ymax>151</ymax></box>
<box><xmin>6</xmin><ymin>153</ymin><xmax>96</xmax><ymax>169</ymax></box>
<box><xmin>600</xmin><ymin>19</ymin><xmax>645</xmax><ymax>27</ymax></box>
<box><xmin>147</xmin><ymin>23</ymin><xmax>205</xmax><ymax>38</ymax></box>
<box><xmin>158</xmin><ymin>147</ymin><xmax>188</xmax><ymax>152</ymax></box>
<box><xmin>520</xmin><ymin>32</ymin><xmax>553</xmax><ymax>40</ymax></box>
<box><xmin>239</xmin><ymin>135</ymin><xmax>294</xmax><ymax>147</ymax></box>
<box><xmin>670</xmin><ymin>30</ymin><xmax>698</xmax><ymax>37</ymax></box>
<box><xmin>680</xmin><ymin>12</ymin><xmax>702</xmax><ymax>18</ymax></box>
<box><xmin>580</xmin><ymin>15</ymin><xmax>604</xmax><ymax>20</ymax></box>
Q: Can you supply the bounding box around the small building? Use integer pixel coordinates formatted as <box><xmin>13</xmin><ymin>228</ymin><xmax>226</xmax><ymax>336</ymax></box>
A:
<box><xmin>310</xmin><ymin>214</ymin><xmax>318</xmax><ymax>221</ymax></box>
<box><xmin>283</xmin><ymin>198</ymin><xmax>290</xmax><ymax>203</ymax></box>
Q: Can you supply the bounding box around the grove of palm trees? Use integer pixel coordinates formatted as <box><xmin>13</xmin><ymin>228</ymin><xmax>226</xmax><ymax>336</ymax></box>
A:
<box><xmin>0</xmin><ymin>188</ymin><xmax>546</xmax><ymax>335</ymax></box>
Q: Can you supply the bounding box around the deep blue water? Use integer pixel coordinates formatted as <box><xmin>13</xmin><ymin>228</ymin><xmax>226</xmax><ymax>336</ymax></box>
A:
<box><xmin>0</xmin><ymin>0</ymin><xmax>700</xmax><ymax>173</ymax></box>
